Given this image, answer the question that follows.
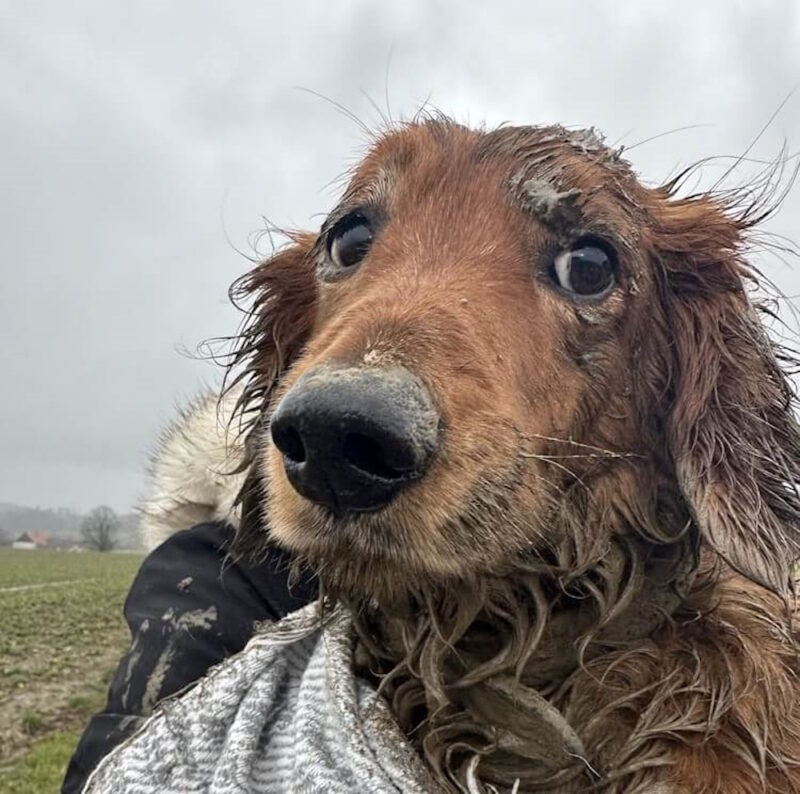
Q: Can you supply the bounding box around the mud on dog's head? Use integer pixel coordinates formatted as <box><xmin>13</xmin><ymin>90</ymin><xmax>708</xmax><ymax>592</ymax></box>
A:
<box><xmin>229</xmin><ymin>119</ymin><xmax>800</xmax><ymax>605</ymax></box>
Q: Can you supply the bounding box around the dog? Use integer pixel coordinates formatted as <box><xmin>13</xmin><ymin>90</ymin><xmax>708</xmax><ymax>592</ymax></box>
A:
<box><xmin>209</xmin><ymin>119</ymin><xmax>800</xmax><ymax>793</ymax></box>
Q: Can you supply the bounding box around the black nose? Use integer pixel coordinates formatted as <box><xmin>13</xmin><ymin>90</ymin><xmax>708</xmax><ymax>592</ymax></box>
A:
<box><xmin>270</xmin><ymin>366</ymin><xmax>440</xmax><ymax>513</ymax></box>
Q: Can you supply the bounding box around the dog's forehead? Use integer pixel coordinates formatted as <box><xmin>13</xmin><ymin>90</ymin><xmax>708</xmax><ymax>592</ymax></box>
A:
<box><xmin>353</xmin><ymin>122</ymin><xmax>634</xmax><ymax>186</ymax></box>
<box><xmin>345</xmin><ymin>121</ymin><xmax>645</xmax><ymax>241</ymax></box>
<box><xmin>475</xmin><ymin>124</ymin><xmax>625</xmax><ymax>170</ymax></box>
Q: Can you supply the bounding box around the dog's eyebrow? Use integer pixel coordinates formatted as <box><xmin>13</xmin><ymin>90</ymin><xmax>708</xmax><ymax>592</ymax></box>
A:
<box><xmin>339</xmin><ymin>165</ymin><xmax>397</xmax><ymax>214</ymax></box>
<box><xmin>512</xmin><ymin>174</ymin><xmax>584</xmax><ymax>236</ymax></box>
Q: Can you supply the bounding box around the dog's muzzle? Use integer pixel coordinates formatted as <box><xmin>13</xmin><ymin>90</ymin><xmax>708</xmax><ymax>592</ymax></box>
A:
<box><xmin>270</xmin><ymin>366</ymin><xmax>440</xmax><ymax>513</ymax></box>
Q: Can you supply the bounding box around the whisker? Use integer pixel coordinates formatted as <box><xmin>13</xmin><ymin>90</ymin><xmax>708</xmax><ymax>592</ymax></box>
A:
<box><xmin>624</xmin><ymin>123</ymin><xmax>714</xmax><ymax>153</ymax></box>
<box><xmin>293</xmin><ymin>86</ymin><xmax>373</xmax><ymax>138</ymax></box>
<box><xmin>521</xmin><ymin>432</ymin><xmax>640</xmax><ymax>458</ymax></box>
<box><xmin>519</xmin><ymin>451</ymin><xmax>593</xmax><ymax>494</ymax></box>
<box><xmin>529</xmin><ymin>452</ymin><xmax>641</xmax><ymax>461</ymax></box>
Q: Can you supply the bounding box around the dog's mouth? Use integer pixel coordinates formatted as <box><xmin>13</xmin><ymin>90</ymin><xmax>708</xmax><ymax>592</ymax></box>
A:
<box><xmin>265</xmin><ymin>431</ymin><xmax>538</xmax><ymax>596</ymax></box>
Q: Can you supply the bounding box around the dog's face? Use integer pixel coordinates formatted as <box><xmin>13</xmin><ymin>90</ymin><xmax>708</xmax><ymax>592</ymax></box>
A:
<box><xmin>236</xmin><ymin>121</ymin><xmax>800</xmax><ymax>602</ymax></box>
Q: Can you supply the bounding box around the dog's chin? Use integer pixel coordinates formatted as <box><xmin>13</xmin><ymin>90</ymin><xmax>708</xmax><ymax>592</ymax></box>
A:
<box><xmin>265</xmin><ymin>503</ymin><xmax>550</xmax><ymax>613</ymax></box>
<box><xmin>265</xmin><ymin>497</ymin><xmax>486</xmax><ymax>605</ymax></box>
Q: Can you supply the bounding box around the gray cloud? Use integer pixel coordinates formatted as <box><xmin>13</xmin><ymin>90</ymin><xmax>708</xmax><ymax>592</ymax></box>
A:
<box><xmin>1</xmin><ymin>0</ymin><xmax>798</xmax><ymax>511</ymax></box>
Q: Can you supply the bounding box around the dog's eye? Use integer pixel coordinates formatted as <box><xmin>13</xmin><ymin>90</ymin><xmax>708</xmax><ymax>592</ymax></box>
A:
<box><xmin>328</xmin><ymin>213</ymin><xmax>373</xmax><ymax>270</ymax></box>
<box><xmin>552</xmin><ymin>237</ymin><xmax>616</xmax><ymax>298</ymax></box>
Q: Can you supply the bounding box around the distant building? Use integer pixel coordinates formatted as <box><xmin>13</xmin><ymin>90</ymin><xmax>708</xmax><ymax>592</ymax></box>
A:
<box><xmin>48</xmin><ymin>536</ymin><xmax>79</xmax><ymax>551</ymax></box>
<box><xmin>12</xmin><ymin>531</ymin><xmax>49</xmax><ymax>550</ymax></box>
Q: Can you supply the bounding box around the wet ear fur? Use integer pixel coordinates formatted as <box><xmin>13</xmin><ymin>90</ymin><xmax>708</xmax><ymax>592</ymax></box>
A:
<box><xmin>224</xmin><ymin>234</ymin><xmax>318</xmax><ymax>555</ymax></box>
<box><xmin>650</xmin><ymin>190</ymin><xmax>800</xmax><ymax>596</ymax></box>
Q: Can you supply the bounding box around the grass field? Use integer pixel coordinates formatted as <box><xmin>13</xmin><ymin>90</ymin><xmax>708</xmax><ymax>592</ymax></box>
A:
<box><xmin>0</xmin><ymin>548</ymin><xmax>143</xmax><ymax>793</ymax></box>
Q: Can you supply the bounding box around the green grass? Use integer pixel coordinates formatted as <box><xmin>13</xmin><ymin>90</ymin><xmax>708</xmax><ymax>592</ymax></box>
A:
<box><xmin>0</xmin><ymin>731</ymin><xmax>82</xmax><ymax>794</ymax></box>
<box><xmin>0</xmin><ymin>547</ymin><xmax>142</xmax><ymax>588</ymax></box>
<box><xmin>0</xmin><ymin>549</ymin><xmax>143</xmax><ymax>700</ymax></box>
<box><xmin>0</xmin><ymin>548</ymin><xmax>144</xmax><ymax>791</ymax></box>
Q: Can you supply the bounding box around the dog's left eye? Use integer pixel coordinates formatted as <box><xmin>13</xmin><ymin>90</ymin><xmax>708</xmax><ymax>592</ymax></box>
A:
<box><xmin>552</xmin><ymin>237</ymin><xmax>617</xmax><ymax>298</ymax></box>
<box><xmin>327</xmin><ymin>213</ymin><xmax>374</xmax><ymax>270</ymax></box>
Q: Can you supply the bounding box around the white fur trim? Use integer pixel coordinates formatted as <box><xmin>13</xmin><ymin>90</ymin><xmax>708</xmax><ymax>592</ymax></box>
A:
<box><xmin>138</xmin><ymin>388</ymin><xmax>248</xmax><ymax>551</ymax></box>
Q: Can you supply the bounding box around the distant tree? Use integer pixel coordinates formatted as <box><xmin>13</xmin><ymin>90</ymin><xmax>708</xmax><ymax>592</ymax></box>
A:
<box><xmin>81</xmin><ymin>506</ymin><xmax>119</xmax><ymax>552</ymax></box>
<box><xmin>0</xmin><ymin>525</ymin><xmax>9</xmax><ymax>546</ymax></box>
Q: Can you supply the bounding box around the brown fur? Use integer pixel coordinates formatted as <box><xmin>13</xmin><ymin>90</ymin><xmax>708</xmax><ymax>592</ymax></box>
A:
<box><xmin>224</xmin><ymin>119</ymin><xmax>800</xmax><ymax>792</ymax></box>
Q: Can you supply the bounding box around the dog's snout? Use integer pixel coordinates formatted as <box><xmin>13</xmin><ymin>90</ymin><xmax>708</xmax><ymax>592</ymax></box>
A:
<box><xmin>270</xmin><ymin>367</ymin><xmax>440</xmax><ymax>513</ymax></box>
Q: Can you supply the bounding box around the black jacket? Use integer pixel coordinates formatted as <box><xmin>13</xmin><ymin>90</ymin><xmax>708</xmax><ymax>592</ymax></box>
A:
<box><xmin>62</xmin><ymin>522</ymin><xmax>317</xmax><ymax>794</ymax></box>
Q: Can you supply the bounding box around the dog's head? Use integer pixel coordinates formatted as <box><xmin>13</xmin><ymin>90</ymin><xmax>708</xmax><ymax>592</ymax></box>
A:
<box><xmin>230</xmin><ymin>120</ymin><xmax>800</xmax><ymax>603</ymax></box>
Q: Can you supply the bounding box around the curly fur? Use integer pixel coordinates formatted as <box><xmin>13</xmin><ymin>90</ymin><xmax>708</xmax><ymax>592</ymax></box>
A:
<box><xmin>214</xmin><ymin>119</ymin><xmax>800</xmax><ymax>792</ymax></box>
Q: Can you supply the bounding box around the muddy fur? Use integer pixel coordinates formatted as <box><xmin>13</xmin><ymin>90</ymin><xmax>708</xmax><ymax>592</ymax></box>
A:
<box><xmin>216</xmin><ymin>119</ymin><xmax>800</xmax><ymax>792</ymax></box>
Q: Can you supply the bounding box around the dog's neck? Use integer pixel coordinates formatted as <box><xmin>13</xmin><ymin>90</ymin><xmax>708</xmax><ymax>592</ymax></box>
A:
<box><xmin>345</xmin><ymin>531</ymin><xmax>699</xmax><ymax>790</ymax></box>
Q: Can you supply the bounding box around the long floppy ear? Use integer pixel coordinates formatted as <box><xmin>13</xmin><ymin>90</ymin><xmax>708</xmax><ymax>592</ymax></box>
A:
<box><xmin>650</xmin><ymin>191</ymin><xmax>800</xmax><ymax>596</ymax></box>
<box><xmin>226</xmin><ymin>232</ymin><xmax>318</xmax><ymax>422</ymax></box>
<box><xmin>224</xmin><ymin>233</ymin><xmax>318</xmax><ymax>555</ymax></box>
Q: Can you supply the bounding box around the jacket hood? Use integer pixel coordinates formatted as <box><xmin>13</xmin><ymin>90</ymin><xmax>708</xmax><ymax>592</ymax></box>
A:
<box><xmin>138</xmin><ymin>389</ymin><xmax>248</xmax><ymax>551</ymax></box>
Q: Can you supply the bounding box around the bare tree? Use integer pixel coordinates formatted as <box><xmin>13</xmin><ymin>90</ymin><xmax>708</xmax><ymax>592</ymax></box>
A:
<box><xmin>81</xmin><ymin>506</ymin><xmax>119</xmax><ymax>552</ymax></box>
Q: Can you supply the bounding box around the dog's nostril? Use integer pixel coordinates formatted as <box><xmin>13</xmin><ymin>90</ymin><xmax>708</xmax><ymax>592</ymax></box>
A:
<box><xmin>342</xmin><ymin>432</ymin><xmax>401</xmax><ymax>480</ymax></box>
<box><xmin>271</xmin><ymin>366</ymin><xmax>439</xmax><ymax>512</ymax></box>
<box><xmin>276</xmin><ymin>426</ymin><xmax>307</xmax><ymax>464</ymax></box>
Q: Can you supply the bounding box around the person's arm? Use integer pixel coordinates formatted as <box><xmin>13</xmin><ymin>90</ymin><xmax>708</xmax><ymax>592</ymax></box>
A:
<box><xmin>61</xmin><ymin>521</ymin><xmax>316</xmax><ymax>794</ymax></box>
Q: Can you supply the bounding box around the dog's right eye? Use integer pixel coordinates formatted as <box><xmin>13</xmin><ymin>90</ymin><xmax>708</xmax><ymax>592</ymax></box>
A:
<box><xmin>327</xmin><ymin>213</ymin><xmax>374</xmax><ymax>271</ymax></box>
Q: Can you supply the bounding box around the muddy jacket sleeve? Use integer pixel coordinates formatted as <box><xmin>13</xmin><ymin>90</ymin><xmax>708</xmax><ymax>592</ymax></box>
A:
<box><xmin>61</xmin><ymin>521</ymin><xmax>317</xmax><ymax>794</ymax></box>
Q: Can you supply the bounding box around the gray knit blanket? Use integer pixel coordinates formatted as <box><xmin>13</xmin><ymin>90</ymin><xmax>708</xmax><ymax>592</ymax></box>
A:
<box><xmin>82</xmin><ymin>603</ymin><xmax>440</xmax><ymax>793</ymax></box>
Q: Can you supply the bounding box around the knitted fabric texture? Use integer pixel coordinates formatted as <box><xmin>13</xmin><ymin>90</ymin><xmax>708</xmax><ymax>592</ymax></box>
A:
<box><xmin>82</xmin><ymin>602</ymin><xmax>439</xmax><ymax>793</ymax></box>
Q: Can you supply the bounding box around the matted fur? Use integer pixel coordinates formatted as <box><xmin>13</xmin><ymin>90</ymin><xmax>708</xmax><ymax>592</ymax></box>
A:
<box><xmin>217</xmin><ymin>119</ymin><xmax>800</xmax><ymax>792</ymax></box>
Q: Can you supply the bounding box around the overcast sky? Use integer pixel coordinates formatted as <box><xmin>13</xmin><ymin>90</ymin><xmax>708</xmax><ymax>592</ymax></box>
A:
<box><xmin>1</xmin><ymin>1</ymin><xmax>799</xmax><ymax>514</ymax></box>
